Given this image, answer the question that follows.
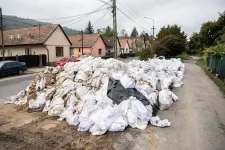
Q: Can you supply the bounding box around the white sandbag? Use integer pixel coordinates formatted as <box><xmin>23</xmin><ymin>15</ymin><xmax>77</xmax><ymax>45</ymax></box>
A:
<box><xmin>159</xmin><ymin>90</ymin><xmax>176</xmax><ymax>110</ymax></box>
<box><xmin>150</xmin><ymin>116</ymin><xmax>171</xmax><ymax>127</ymax></box>
<box><xmin>120</xmin><ymin>74</ymin><xmax>134</xmax><ymax>89</ymax></box>
<box><xmin>29</xmin><ymin>93</ymin><xmax>46</xmax><ymax>109</ymax></box>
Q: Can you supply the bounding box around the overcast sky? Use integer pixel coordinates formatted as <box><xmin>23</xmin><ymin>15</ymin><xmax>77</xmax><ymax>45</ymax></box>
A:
<box><xmin>1</xmin><ymin>0</ymin><xmax>225</xmax><ymax>37</ymax></box>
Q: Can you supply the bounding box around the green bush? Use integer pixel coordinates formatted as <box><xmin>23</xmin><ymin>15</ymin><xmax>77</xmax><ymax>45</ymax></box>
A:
<box><xmin>127</xmin><ymin>53</ymin><xmax>136</xmax><ymax>57</ymax></box>
<box><xmin>139</xmin><ymin>45</ymin><xmax>154</xmax><ymax>61</ymax></box>
<box><xmin>204</xmin><ymin>44</ymin><xmax>225</xmax><ymax>62</ymax></box>
<box><xmin>101</xmin><ymin>56</ymin><xmax>113</xmax><ymax>59</ymax></box>
<box><xmin>175</xmin><ymin>52</ymin><xmax>192</xmax><ymax>60</ymax></box>
<box><xmin>120</xmin><ymin>54</ymin><xmax>128</xmax><ymax>58</ymax></box>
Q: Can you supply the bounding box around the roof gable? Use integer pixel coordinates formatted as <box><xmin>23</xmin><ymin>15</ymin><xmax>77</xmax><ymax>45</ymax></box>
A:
<box><xmin>69</xmin><ymin>34</ymin><xmax>102</xmax><ymax>48</ymax></box>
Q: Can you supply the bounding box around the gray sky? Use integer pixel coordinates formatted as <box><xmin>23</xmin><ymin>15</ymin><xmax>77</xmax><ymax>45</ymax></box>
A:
<box><xmin>1</xmin><ymin>0</ymin><xmax>225</xmax><ymax>37</ymax></box>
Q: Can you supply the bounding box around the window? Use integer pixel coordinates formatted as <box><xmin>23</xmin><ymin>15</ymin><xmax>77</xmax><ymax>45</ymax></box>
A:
<box><xmin>25</xmin><ymin>48</ymin><xmax>32</xmax><ymax>55</ymax></box>
<box><xmin>9</xmin><ymin>35</ymin><xmax>14</xmax><ymax>40</ymax></box>
<box><xmin>108</xmin><ymin>50</ymin><xmax>110</xmax><ymax>53</ymax></box>
<box><xmin>99</xmin><ymin>49</ymin><xmax>102</xmax><ymax>55</ymax></box>
<box><xmin>56</xmin><ymin>47</ymin><xmax>64</xmax><ymax>57</ymax></box>
<box><xmin>79</xmin><ymin>48</ymin><xmax>81</xmax><ymax>53</ymax></box>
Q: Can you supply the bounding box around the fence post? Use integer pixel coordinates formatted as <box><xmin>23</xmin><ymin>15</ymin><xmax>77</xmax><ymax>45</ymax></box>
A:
<box><xmin>16</xmin><ymin>55</ymin><xmax>19</xmax><ymax>61</ymax></box>
<box><xmin>39</xmin><ymin>54</ymin><xmax>42</xmax><ymax>67</ymax></box>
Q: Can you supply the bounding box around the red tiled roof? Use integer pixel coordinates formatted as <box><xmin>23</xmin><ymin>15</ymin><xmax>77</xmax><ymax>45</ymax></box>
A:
<box><xmin>0</xmin><ymin>24</ymin><xmax>59</xmax><ymax>46</ymax></box>
<box><xmin>103</xmin><ymin>36</ymin><xmax>113</xmax><ymax>47</ymax></box>
<box><xmin>119</xmin><ymin>39</ymin><xmax>128</xmax><ymax>49</ymax></box>
<box><xmin>69</xmin><ymin>34</ymin><xmax>102</xmax><ymax>48</ymax></box>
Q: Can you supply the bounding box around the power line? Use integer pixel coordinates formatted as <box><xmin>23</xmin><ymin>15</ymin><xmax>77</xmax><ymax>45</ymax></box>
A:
<box><xmin>116</xmin><ymin>7</ymin><xmax>151</xmax><ymax>33</ymax></box>
<box><xmin>122</xmin><ymin>0</ymin><xmax>152</xmax><ymax>29</ymax></box>
<box><xmin>93</xmin><ymin>9</ymin><xmax>111</xmax><ymax>26</ymax></box>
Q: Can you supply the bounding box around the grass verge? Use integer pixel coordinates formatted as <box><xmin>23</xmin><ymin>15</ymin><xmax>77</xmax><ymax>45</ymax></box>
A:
<box><xmin>175</xmin><ymin>52</ymin><xmax>192</xmax><ymax>60</ymax></box>
<box><xmin>196</xmin><ymin>60</ymin><xmax>225</xmax><ymax>95</ymax></box>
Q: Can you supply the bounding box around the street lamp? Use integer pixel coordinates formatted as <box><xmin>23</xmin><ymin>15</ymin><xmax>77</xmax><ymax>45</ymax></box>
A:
<box><xmin>144</xmin><ymin>17</ymin><xmax>155</xmax><ymax>38</ymax></box>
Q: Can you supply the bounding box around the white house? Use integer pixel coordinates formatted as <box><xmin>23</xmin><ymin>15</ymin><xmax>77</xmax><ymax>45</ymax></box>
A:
<box><xmin>103</xmin><ymin>36</ymin><xmax>121</xmax><ymax>56</ymax></box>
<box><xmin>119</xmin><ymin>39</ymin><xmax>130</xmax><ymax>54</ymax></box>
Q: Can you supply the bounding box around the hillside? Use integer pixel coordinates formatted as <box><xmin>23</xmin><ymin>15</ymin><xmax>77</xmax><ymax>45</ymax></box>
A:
<box><xmin>2</xmin><ymin>15</ymin><xmax>81</xmax><ymax>35</ymax></box>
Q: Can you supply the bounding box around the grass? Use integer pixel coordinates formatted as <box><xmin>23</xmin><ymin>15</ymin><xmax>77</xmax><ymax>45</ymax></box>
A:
<box><xmin>175</xmin><ymin>52</ymin><xmax>192</xmax><ymax>60</ymax></box>
<box><xmin>196</xmin><ymin>60</ymin><xmax>225</xmax><ymax>95</ymax></box>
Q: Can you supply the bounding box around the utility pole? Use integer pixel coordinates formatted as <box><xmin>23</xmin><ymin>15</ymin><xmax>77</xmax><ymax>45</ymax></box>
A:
<box><xmin>112</xmin><ymin>0</ymin><xmax>117</xmax><ymax>57</ymax></box>
<box><xmin>144</xmin><ymin>17</ymin><xmax>156</xmax><ymax>39</ymax></box>
<box><xmin>0</xmin><ymin>8</ymin><xmax>5</xmax><ymax>61</ymax></box>
<box><xmin>81</xmin><ymin>30</ymin><xmax>84</xmax><ymax>55</ymax></box>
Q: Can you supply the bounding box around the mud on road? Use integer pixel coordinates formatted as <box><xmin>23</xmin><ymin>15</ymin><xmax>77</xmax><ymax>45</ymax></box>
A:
<box><xmin>0</xmin><ymin>104</ymin><xmax>160</xmax><ymax>150</ymax></box>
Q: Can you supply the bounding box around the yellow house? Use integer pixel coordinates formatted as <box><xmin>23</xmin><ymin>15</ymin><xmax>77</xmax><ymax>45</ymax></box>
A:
<box><xmin>0</xmin><ymin>24</ymin><xmax>72</xmax><ymax>65</ymax></box>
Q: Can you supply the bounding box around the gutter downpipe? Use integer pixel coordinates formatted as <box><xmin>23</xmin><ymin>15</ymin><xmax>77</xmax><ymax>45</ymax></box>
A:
<box><xmin>42</xmin><ymin>45</ymin><xmax>50</xmax><ymax>66</ymax></box>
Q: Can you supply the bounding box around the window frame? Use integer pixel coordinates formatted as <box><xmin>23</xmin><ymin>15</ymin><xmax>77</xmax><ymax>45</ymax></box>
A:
<box><xmin>56</xmin><ymin>47</ymin><xmax>64</xmax><ymax>57</ymax></box>
<box><xmin>25</xmin><ymin>48</ymin><xmax>32</xmax><ymax>55</ymax></box>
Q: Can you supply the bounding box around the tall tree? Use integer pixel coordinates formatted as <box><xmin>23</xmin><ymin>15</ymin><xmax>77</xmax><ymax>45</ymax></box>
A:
<box><xmin>120</xmin><ymin>29</ymin><xmax>129</xmax><ymax>38</ymax></box>
<box><xmin>85</xmin><ymin>20</ymin><xmax>94</xmax><ymax>34</ymax></box>
<box><xmin>102</xmin><ymin>26</ymin><xmax>113</xmax><ymax>37</ymax></box>
<box><xmin>156</xmin><ymin>25</ymin><xmax>187</xmax><ymax>43</ymax></box>
<box><xmin>130</xmin><ymin>27</ymin><xmax>139</xmax><ymax>38</ymax></box>
<box><xmin>188</xmin><ymin>32</ymin><xmax>203</xmax><ymax>54</ymax></box>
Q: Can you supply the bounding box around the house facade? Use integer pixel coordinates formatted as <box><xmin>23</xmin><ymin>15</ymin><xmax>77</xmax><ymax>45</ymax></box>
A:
<box><xmin>69</xmin><ymin>34</ymin><xmax>106</xmax><ymax>57</ymax></box>
<box><xmin>103</xmin><ymin>36</ymin><xmax>121</xmax><ymax>56</ymax></box>
<box><xmin>119</xmin><ymin>39</ymin><xmax>130</xmax><ymax>54</ymax></box>
<box><xmin>0</xmin><ymin>24</ymin><xmax>72</xmax><ymax>65</ymax></box>
<box><xmin>124</xmin><ymin>37</ymin><xmax>146</xmax><ymax>53</ymax></box>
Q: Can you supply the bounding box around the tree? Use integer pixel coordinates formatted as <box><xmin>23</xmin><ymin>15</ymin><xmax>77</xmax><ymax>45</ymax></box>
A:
<box><xmin>102</xmin><ymin>26</ymin><xmax>113</xmax><ymax>37</ymax></box>
<box><xmin>188</xmin><ymin>33</ymin><xmax>203</xmax><ymax>54</ymax></box>
<box><xmin>139</xmin><ymin>45</ymin><xmax>154</xmax><ymax>61</ymax></box>
<box><xmin>120</xmin><ymin>29</ymin><xmax>129</xmax><ymax>38</ymax></box>
<box><xmin>85</xmin><ymin>20</ymin><xmax>94</xmax><ymax>34</ymax></box>
<box><xmin>154</xmin><ymin>35</ymin><xmax>186</xmax><ymax>57</ymax></box>
<box><xmin>156</xmin><ymin>25</ymin><xmax>187</xmax><ymax>43</ymax></box>
<box><xmin>130</xmin><ymin>27</ymin><xmax>139</xmax><ymax>38</ymax></box>
<box><xmin>154</xmin><ymin>25</ymin><xmax>187</xmax><ymax>57</ymax></box>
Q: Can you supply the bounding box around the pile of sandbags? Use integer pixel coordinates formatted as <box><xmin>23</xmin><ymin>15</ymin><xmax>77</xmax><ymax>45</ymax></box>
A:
<box><xmin>6</xmin><ymin>57</ymin><xmax>185</xmax><ymax>135</ymax></box>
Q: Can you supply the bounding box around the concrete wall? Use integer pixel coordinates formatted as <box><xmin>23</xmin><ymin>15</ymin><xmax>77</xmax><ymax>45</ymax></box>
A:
<box><xmin>0</xmin><ymin>45</ymin><xmax>47</xmax><ymax>57</ymax></box>
<box><xmin>45</xmin><ymin>26</ymin><xmax>71</xmax><ymax>63</ymax></box>
<box><xmin>124</xmin><ymin>42</ymin><xmax>130</xmax><ymax>53</ymax></box>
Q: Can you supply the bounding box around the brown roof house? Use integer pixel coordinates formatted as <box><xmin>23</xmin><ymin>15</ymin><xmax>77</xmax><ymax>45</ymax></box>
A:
<box><xmin>0</xmin><ymin>24</ymin><xmax>72</xmax><ymax>65</ymax></box>
<box><xmin>119</xmin><ymin>39</ymin><xmax>130</xmax><ymax>54</ymax></box>
<box><xmin>103</xmin><ymin>36</ymin><xmax>121</xmax><ymax>56</ymax></box>
<box><xmin>69</xmin><ymin>34</ymin><xmax>106</xmax><ymax>57</ymax></box>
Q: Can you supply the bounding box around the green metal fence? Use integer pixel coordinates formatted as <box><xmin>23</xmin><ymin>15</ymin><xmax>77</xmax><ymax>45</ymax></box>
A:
<box><xmin>207</xmin><ymin>55</ymin><xmax>225</xmax><ymax>78</ymax></box>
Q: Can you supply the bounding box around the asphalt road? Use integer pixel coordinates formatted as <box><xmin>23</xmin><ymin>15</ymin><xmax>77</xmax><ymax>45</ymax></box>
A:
<box><xmin>0</xmin><ymin>74</ymin><xmax>37</xmax><ymax>103</ymax></box>
<box><xmin>150</xmin><ymin>61</ymin><xmax>225</xmax><ymax>150</ymax></box>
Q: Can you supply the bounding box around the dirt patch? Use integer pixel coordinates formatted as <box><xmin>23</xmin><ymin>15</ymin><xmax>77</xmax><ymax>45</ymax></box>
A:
<box><xmin>0</xmin><ymin>104</ymin><xmax>159</xmax><ymax>150</ymax></box>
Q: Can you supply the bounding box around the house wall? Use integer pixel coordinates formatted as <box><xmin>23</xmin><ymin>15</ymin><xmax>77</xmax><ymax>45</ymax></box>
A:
<box><xmin>124</xmin><ymin>42</ymin><xmax>130</xmax><ymax>53</ymax></box>
<box><xmin>91</xmin><ymin>37</ymin><xmax>106</xmax><ymax>57</ymax></box>
<box><xmin>0</xmin><ymin>45</ymin><xmax>47</xmax><ymax>57</ymax></box>
<box><xmin>106</xmin><ymin>40</ymin><xmax>121</xmax><ymax>56</ymax></box>
<box><xmin>73</xmin><ymin>48</ymin><xmax>91</xmax><ymax>57</ymax></box>
<box><xmin>44</xmin><ymin>26</ymin><xmax>71</xmax><ymax>63</ymax></box>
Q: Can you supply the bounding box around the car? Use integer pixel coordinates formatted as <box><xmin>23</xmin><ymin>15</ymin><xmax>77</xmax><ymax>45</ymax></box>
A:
<box><xmin>55</xmin><ymin>57</ymin><xmax>80</xmax><ymax>66</ymax></box>
<box><xmin>0</xmin><ymin>61</ymin><xmax>27</xmax><ymax>77</ymax></box>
